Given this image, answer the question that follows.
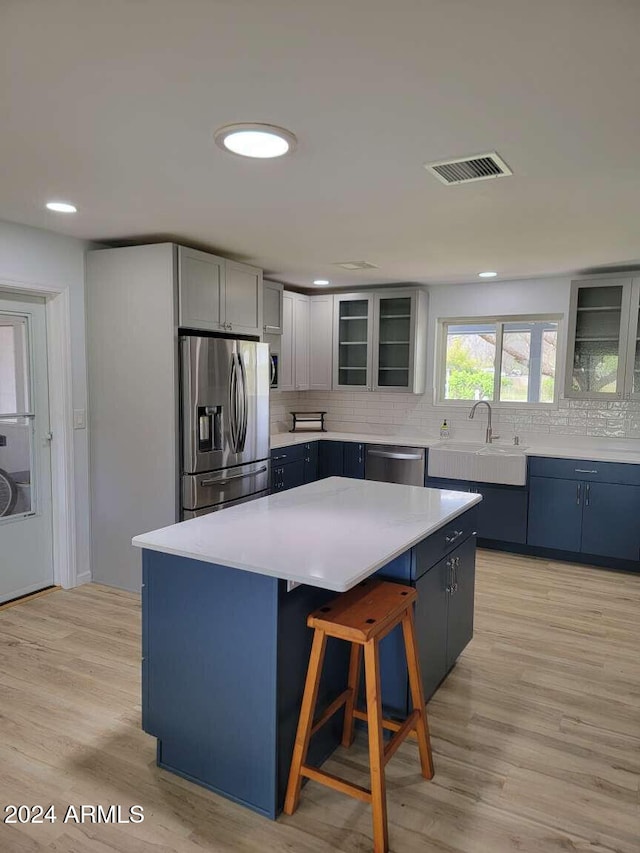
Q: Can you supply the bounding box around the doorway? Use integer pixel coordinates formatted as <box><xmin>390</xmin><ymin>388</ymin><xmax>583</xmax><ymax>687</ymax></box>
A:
<box><xmin>0</xmin><ymin>293</ymin><xmax>54</xmax><ymax>603</ymax></box>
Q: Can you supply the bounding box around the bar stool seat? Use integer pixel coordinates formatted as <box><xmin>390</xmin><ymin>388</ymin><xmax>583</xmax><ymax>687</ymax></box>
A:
<box><xmin>284</xmin><ymin>578</ymin><xmax>434</xmax><ymax>853</ymax></box>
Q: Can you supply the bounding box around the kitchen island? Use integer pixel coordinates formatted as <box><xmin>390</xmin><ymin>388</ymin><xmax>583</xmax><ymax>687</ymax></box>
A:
<box><xmin>133</xmin><ymin>477</ymin><xmax>481</xmax><ymax>819</ymax></box>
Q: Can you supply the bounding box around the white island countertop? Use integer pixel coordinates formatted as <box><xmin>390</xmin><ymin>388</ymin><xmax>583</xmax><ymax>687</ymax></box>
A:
<box><xmin>132</xmin><ymin>477</ymin><xmax>481</xmax><ymax>592</ymax></box>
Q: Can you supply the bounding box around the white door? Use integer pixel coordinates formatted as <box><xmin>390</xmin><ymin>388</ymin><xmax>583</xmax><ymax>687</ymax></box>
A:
<box><xmin>0</xmin><ymin>294</ymin><xmax>54</xmax><ymax>603</ymax></box>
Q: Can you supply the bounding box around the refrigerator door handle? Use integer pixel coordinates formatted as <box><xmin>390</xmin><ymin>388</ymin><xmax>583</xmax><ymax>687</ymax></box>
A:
<box><xmin>238</xmin><ymin>352</ymin><xmax>248</xmax><ymax>451</ymax></box>
<box><xmin>229</xmin><ymin>356</ymin><xmax>239</xmax><ymax>453</ymax></box>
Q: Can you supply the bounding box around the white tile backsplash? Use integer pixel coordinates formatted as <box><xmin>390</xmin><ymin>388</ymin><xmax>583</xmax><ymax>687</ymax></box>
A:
<box><xmin>275</xmin><ymin>390</ymin><xmax>640</xmax><ymax>445</ymax></box>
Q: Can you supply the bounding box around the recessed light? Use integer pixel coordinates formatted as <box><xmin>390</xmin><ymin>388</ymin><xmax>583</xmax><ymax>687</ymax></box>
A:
<box><xmin>313</xmin><ymin>279</ymin><xmax>330</xmax><ymax>286</ymax></box>
<box><xmin>46</xmin><ymin>201</ymin><xmax>77</xmax><ymax>213</ymax></box>
<box><xmin>478</xmin><ymin>271</ymin><xmax>497</xmax><ymax>278</ymax></box>
<box><xmin>214</xmin><ymin>123</ymin><xmax>297</xmax><ymax>159</ymax></box>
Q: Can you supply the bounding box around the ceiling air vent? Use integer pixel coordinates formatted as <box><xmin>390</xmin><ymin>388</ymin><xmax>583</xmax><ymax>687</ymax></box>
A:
<box><xmin>424</xmin><ymin>152</ymin><xmax>512</xmax><ymax>185</ymax></box>
<box><xmin>333</xmin><ymin>261</ymin><xmax>379</xmax><ymax>271</ymax></box>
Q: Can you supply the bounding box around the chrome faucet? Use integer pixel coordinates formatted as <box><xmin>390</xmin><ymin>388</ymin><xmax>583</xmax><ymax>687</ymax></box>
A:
<box><xmin>469</xmin><ymin>400</ymin><xmax>499</xmax><ymax>443</ymax></box>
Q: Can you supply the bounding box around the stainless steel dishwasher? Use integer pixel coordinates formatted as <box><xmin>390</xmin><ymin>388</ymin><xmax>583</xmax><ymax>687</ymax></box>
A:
<box><xmin>364</xmin><ymin>444</ymin><xmax>426</xmax><ymax>486</ymax></box>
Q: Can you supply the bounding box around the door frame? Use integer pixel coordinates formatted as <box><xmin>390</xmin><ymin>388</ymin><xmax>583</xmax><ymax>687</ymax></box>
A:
<box><xmin>0</xmin><ymin>277</ymin><xmax>77</xmax><ymax>590</ymax></box>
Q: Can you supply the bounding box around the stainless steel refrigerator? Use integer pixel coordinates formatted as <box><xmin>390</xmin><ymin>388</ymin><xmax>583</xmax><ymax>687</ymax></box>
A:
<box><xmin>180</xmin><ymin>336</ymin><xmax>270</xmax><ymax>518</ymax></box>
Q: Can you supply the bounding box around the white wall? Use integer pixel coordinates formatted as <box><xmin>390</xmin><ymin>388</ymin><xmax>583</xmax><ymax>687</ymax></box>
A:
<box><xmin>0</xmin><ymin>219</ymin><xmax>91</xmax><ymax>581</ymax></box>
<box><xmin>291</xmin><ymin>276</ymin><xmax>640</xmax><ymax>448</ymax></box>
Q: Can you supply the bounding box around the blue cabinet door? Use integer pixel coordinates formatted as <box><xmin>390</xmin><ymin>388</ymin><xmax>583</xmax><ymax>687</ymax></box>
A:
<box><xmin>303</xmin><ymin>442</ymin><xmax>318</xmax><ymax>484</ymax></box>
<box><xmin>343</xmin><ymin>442</ymin><xmax>365</xmax><ymax>479</ymax></box>
<box><xmin>445</xmin><ymin>535</ymin><xmax>476</xmax><ymax>671</ymax></box>
<box><xmin>317</xmin><ymin>441</ymin><xmax>344</xmax><ymax>478</ymax></box>
<box><xmin>528</xmin><ymin>476</ymin><xmax>583</xmax><ymax>551</ymax></box>
<box><xmin>474</xmin><ymin>484</ymin><xmax>527</xmax><ymax>544</ymax></box>
<box><xmin>271</xmin><ymin>460</ymin><xmax>305</xmax><ymax>492</ymax></box>
<box><xmin>581</xmin><ymin>482</ymin><xmax>640</xmax><ymax>560</ymax></box>
<box><xmin>281</xmin><ymin>459</ymin><xmax>305</xmax><ymax>491</ymax></box>
<box><xmin>415</xmin><ymin>556</ymin><xmax>449</xmax><ymax>702</ymax></box>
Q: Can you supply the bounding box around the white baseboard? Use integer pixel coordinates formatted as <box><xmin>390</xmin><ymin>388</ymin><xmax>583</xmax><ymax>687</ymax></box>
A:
<box><xmin>75</xmin><ymin>571</ymin><xmax>92</xmax><ymax>587</ymax></box>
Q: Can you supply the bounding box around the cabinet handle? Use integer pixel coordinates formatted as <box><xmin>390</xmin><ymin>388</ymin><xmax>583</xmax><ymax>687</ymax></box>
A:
<box><xmin>452</xmin><ymin>556</ymin><xmax>459</xmax><ymax>594</ymax></box>
<box><xmin>576</xmin><ymin>483</ymin><xmax>581</xmax><ymax>505</ymax></box>
<box><xmin>585</xmin><ymin>483</ymin><xmax>590</xmax><ymax>507</ymax></box>
<box><xmin>445</xmin><ymin>559</ymin><xmax>453</xmax><ymax>594</ymax></box>
<box><xmin>575</xmin><ymin>469</ymin><xmax>598</xmax><ymax>474</ymax></box>
<box><xmin>272</xmin><ymin>454</ymin><xmax>288</xmax><ymax>461</ymax></box>
<box><xmin>264</xmin><ymin>325</ymin><xmax>281</xmax><ymax>332</ymax></box>
<box><xmin>445</xmin><ymin>529</ymin><xmax>463</xmax><ymax>544</ymax></box>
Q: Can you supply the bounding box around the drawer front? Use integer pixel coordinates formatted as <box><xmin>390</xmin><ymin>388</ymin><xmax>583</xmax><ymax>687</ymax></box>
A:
<box><xmin>528</xmin><ymin>456</ymin><xmax>640</xmax><ymax>486</ymax></box>
<box><xmin>412</xmin><ymin>506</ymin><xmax>478</xmax><ymax>579</ymax></box>
<box><xmin>270</xmin><ymin>443</ymin><xmax>307</xmax><ymax>464</ymax></box>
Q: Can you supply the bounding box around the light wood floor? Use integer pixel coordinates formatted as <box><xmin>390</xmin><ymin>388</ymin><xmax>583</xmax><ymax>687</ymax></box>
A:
<box><xmin>0</xmin><ymin>551</ymin><xmax>638</xmax><ymax>852</ymax></box>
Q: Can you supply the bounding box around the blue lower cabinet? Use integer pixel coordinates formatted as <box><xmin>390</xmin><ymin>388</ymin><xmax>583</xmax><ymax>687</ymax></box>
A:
<box><xmin>445</xmin><ymin>536</ymin><xmax>476</xmax><ymax>669</ymax></box>
<box><xmin>317</xmin><ymin>440</ymin><xmax>344</xmax><ymax>478</ymax></box>
<box><xmin>303</xmin><ymin>442</ymin><xmax>318</xmax><ymax>483</ymax></box>
<box><xmin>272</xmin><ymin>459</ymin><xmax>305</xmax><ymax>492</ymax></box>
<box><xmin>528</xmin><ymin>475</ymin><xmax>640</xmax><ymax>561</ymax></box>
<box><xmin>580</xmin><ymin>481</ymin><xmax>640</xmax><ymax>561</ymax></box>
<box><xmin>528</xmin><ymin>476</ymin><xmax>582</xmax><ymax>551</ymax></box>
<box><xmin>375</xmin><ymin>533</ymin><xmax>476</xmax><ymax>711</ymax></box>
<box><xmin>474</xmin><ymin>484</ymin><xmax>527</xmax><ymax>544</ymax></box>
<box><xmin>414</xmin><ymin>555</ymin><xmax>449</xmax><ymax>701</ymax></box>
<box><xmin>425</xmin><ymin>477</ymin><xmax>527</xmax><ymax>545</ymax></box>
<box><xmin>343</xmin><ymin>442</ymin><xmax>365</xmax><ymax>479</ymax></box>
<box><xmin>143</xmin><ymin>552</ymin><xmax>281</xmax><ymax>817</ymax></box>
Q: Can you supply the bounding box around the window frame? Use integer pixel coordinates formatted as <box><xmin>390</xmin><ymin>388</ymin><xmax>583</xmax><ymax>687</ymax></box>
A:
<box><xmin>435</xmin><ymin>313</ymin><xmax>563</xmax><ymax>408</ymax></box>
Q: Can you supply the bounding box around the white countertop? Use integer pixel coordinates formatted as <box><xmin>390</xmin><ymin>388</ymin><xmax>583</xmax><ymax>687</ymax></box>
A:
<box><xmin>271</xmin><ymin>431</ymin><xmax>640</xmax><ymax>465</ymax></box>
<box><xmin>132</xmin><ymin>477</ymin><xmax>481</xmax><ymax>592</ymax></box>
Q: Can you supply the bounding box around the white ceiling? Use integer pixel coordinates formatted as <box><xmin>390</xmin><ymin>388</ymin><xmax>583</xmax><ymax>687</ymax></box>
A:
<box><xmin>2</xmin><ymin>0</ymin><xmax>640</xmax><ymax>289</ymax></box>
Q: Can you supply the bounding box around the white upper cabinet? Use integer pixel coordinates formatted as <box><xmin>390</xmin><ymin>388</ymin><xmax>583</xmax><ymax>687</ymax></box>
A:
<box><xmin>279</xmin><ymin>291</ymin><xmax>309</xmax><ymax>391</ymax></box>
<box><xmin>373</xmin><ymin>289</ymin><xmax>427</xmax><ymax>393</ymax></box>
<box><xmin>564</xmin><ymin>276</ymin><xmax>640</xmax><ymax>399</ymax></box>
<box><xmin>263</xmin><ymin>280</ymin><xmax>284</xmax><ymax>335</ymax></box>
<box><xmin>625</xmin><ymin>279</ymin><xmax>640</xmax><ymax>400</ymax></box>
<box><xmin>309</xmin><ymin>294</ymin><xmax>333</xmax><ymax>391</ymax></box>
<box><xmin>279</xmin><ymin>292</ymin><xmax>295</xmax><ymax>391</ymax></box>
<box><xmin>333</xmin><ymin>288</ymin><xmax>427</xmax><ymax>393</ymax></box>
<box><xmin>333</xmin><ymin>293</ymin><xmax>375</xmax><ymax>390</ymax></box>
<box><xmin>178</xmin><ymin>247</ymin><xmax>262</xmax><ymax>337</ymax></box>
<box><xmin>225</xmin><ymin>261</ymin><xmax>263</xmax><ymax>337</ymax></box>
<box><xmin>178</xmin><ymin>246</ymin><xmax>225</xmax><ymax>332</ymax></box>
<box><xmin>294</xmin><ymin>293</ymin><xmax>310</xmax><ymax>391</ymax></box>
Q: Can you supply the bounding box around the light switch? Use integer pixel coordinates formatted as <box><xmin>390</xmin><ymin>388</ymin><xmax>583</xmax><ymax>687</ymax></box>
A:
<box><xmin>73</xmin><ymin>409</ymin><xmax>86</xmax><ymax>430</ymax></box>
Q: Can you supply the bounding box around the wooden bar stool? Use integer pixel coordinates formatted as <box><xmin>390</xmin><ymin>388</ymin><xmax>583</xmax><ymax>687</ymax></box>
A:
<box><xmin>284</xmin><ymin>579</ymin><xmax>434</xmax><ymax>853</ymax></box>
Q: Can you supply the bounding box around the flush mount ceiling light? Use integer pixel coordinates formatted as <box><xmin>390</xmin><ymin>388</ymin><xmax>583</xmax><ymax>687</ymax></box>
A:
<box><xmin>214</xmin><ymin>123</ymin><xmax>297</xmax><ymax>159</ymax></box>
<box><xmin>479</xmin><ymin>271</ymin><xmax>498</xmax><ymax>278</ymax></box>
<box><xmin>313</xmin><ymin>279</ymin><xmax>330</xmax><ymax>286</ymax></box>
<box><xmin>45</xmin><ymin>200</ymin><xmax>77</xmax><ymax>213</ymax></box>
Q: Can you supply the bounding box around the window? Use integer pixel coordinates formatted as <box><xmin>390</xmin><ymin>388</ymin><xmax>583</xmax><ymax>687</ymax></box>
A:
<box><xmin>0</xmin><ymin>317</ymin><xmax>29</xmax><ymax>417</ymax></box>
<box><xmin>438</xmin><ymin>317</ymin><xmax>560</xmax><ymax>404</ymax></box>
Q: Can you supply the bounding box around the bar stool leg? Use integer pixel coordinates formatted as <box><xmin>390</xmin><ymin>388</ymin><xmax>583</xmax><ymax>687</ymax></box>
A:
<box><xmin>401</xmin><ymin>609</ymin><xmax>434</xmax><ymax>780</ymax></box>
<box><xmin>341</xmin><ymin>642</ymin><xmax>362</xmax><ymax>748</ymax></box>
<box><xmin>284</xmin><ymin>628</ymin><xmax>328</xmax><ymax>815</ymax></box>
<box><xmin>363</xmin><ymin>638</ymin><xmax>389</xmax><ymax>853</ymax></box>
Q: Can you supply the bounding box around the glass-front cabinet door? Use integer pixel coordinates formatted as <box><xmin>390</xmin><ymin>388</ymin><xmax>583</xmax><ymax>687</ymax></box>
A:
<box><xmin>565</xmin><ymin>279</ymin><xmax>632</xmax><ymax>399</ymax></box>
<box><xmin>333</xmin><ymin>294</ymin><xmax>374</xmax><ymax>390</ymax></box>
<box><xmin>625</xmin><ymin>279</ymin><xmax>640</xmax><ymax>399</ymax></box>
<box><xmin>373</xmin><ymin>292</ymin><xmax>415</xmax><ymax>391</ymax></box>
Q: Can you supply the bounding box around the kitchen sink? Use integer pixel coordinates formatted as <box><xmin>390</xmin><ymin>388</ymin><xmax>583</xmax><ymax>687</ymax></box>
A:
<box><xmin>428</xmin><ymin>440</ymin><xmax>528</xmax><ymax>486</ymax></box>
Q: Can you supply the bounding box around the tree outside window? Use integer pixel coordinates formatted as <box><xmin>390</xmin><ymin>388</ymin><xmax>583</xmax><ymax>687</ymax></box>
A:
<box><xmin>441</xmin><ymin>318</ymin><xmax>559</xmax><ymax>404</ymax></box>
